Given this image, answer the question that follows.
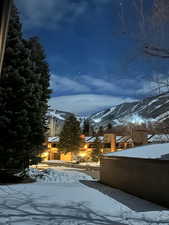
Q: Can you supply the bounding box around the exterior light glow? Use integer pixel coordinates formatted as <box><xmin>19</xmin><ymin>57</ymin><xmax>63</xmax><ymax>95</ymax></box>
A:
<box><xmin>42</xmin><ymin>152</ymin><xmax>48</xmax><ymax>157</ymax></box>
<box><xmin>79</xmin><ymin>152</ymin><xmax>86</xmax><ymax>158</ymax></box>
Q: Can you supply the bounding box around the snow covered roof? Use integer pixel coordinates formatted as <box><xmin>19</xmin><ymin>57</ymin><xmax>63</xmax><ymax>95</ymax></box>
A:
<box><xmin>48</xmin><ymin>136</ymin><xmax>104</xmax><ymax>143</ymax></box>
<box><xmin>116</xmin><ymin>136</ymin><xmax>133</xmax><ymax>143</ymax></box>
<box><xmin>84</xmin><ymin>136</ymin><xmax>92</xmax><ymax>142</ymax></box>
<box><xmin>148</xmin><ymin>134</ymin><xmax>169</xmax><ymax>143</ymax></box>
<box><xmin>104</xmin><ymin>143</ymin><xmax>169</xmax><ymax>159</ymax></box>
<box><xmin>46</xmin><ymin>111</ymin><xmax>65</xmax><ymax>121</ymax></box>
<box><xmin>116</xmin><ymin>136</ymin><xmax>123</xmax><ymax>141</ymax></box>
<box><xmin>84</xmin><ymin>136</ymin><xmax>104</xmax><ymax>142</ymax></box>
<box><xmin>84</xmin><ymin>136</ymin><xmax>133</xmax><ymax>143</ymax></box>
<box><xmin>48</xmin><ymin>136</ymin><xmax>60</xmax><ymax>143</ymax></box>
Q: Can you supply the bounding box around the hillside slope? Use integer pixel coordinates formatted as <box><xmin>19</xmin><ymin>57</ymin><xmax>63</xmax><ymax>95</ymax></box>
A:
<box><xmin>89</xmin><ymin>93</ymin><xmax>169</xmax><ymax>128</ymax></box>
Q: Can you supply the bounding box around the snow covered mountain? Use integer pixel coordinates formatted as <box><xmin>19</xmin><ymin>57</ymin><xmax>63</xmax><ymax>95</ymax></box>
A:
<box><xmin>47</xmin><ymin>109</ymin><xmax>74</xmax><ymax>136</ymax></box>
<box><xmin>89</xmin><ymin>92</ymin><xmax>169</xmax><ymax>129</ymax></box>
<box><xmin>47</xmin><ymin>109</ymin><xmax>73</xmax><ymax>121</ymax></box>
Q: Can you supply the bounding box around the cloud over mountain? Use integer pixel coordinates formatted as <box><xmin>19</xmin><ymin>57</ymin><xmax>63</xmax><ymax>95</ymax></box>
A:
<box><xmin>49</xmin><ymin>94</ymin><xmax>135</xmax><ymax>114</ymax></box>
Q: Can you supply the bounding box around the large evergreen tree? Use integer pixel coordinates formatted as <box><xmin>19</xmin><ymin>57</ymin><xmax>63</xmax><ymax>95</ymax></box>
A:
<box><xmin>91</xmin><ymin>136</ymin><xmax>101</xmax><ymax>162</ymax></box>
<box><xmin>58</xmin><ymin>115</ymin><xmax>81</xmax><ymax>154</ymax></box>
<box><xmin>98</xmin><ymin>126</ymin><xmax>104</xmax><ymax>136</ymax></box>
<box><xmin>82</xmin><ymin>119</ymin><xmax>90</xmax><ymax>136</ymax></box>
<box><xmin>107</xmin><ymin>123</ymin><xmax>112</xmax><ymax>130</ymax></box>
<box><xmin>24</xmin><ymin>37</ymin><xmax>51</xmax><ymax>165</ymax></box>
<box><xmin>0</xmin><ymin>5</ymin><xmax>50</xmax><ymax>178</ymax></box>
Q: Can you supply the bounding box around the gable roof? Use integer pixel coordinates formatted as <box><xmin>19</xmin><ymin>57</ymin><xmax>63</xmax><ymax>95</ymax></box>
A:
<box><xmin>48</xmin><ymin>136</ymin><xmax>60</xmax><ymax>143</ymax></box>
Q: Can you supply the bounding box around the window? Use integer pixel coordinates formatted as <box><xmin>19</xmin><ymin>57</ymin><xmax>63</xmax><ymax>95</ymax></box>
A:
<box><xmin>104</xmin><ymin>143</ymin><xmax>111</xmax><ymax>148</ymax></box>
<box><xmin>52</xmin><ymin>143</ymin><xmax>57</xmax><ymax>148</ymax></box>
<box><xmin>88</xmin><ymin>144</ymin><xmax>97</xmax><ymax>148</ymax></box>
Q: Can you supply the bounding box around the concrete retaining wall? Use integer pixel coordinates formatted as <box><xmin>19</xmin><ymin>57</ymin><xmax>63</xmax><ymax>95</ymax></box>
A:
<box><xmin>100</xmin><ymin>156</ymin><xmax>169</xmax><ymax>208</ymax></box>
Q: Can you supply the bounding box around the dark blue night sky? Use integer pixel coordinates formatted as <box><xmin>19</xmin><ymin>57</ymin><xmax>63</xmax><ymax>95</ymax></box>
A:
<box><xmin>15</xmin><ymin>0</ymin><xmax>169</xmax><ymax>114</ymax></box>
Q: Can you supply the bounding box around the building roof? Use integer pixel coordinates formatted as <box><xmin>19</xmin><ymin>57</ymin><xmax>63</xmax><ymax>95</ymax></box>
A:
<box><xmin>116</xmin><ymin>136</ymin><xmax>133</xmax><ymax>143</ymax></box>
<box><xmin>48</xmin><ymin>136</ymin><xmax>60</xmax><ymax>143</ymax></box>
<box><xmin>84</xmin><ymin>136</ymin><xmax>104</xmax><ymax>143</ymax></box>
<box><xmin>104</xmin><ymin>143</ymin><xmax>169</xmax><ymax>160</ymax></box>
<box><xmin>148</xmin><ymin>134</ymin><xmax>169</xmax><ymax>143</ymax></box>
<box><xmin>48</xmin><ymin>135</ymin><xmax>133</xmax><ymax>144</ymax></box>
<box><xmin>116</xmin><ymin>136</ymin><xmax>123</xmax><ymax>141</ymax></box>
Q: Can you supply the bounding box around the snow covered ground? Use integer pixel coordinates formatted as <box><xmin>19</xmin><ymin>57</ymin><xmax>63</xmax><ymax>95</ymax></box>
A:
<box><xmin>28</xmin><ymin>168</ymin><xmax>93</xmax><ymax>183</ymax></box>
<box><xmin>45</xmin><ymin>160</ymin><xmax>100</xmax><ymax>166</ymax></box>
<box><xmin>79</xmin><ymin>162</ymin><xmax>100</xmax><ymax>167</ymax></box>
<box><xmin>105</xmin><ymin>143</ymin><xmax>169</xmax><ymax>159</ymax></box>
<box><xmin>0</xmin><ymin>167</ymin><xmax>169</xmax><ymax>225</ymax></box>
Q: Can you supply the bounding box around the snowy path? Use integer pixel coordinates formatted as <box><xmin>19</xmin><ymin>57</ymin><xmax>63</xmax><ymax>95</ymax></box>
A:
<box><xmin>0</xmin><ymin>168</ymin><xmax>169</xmax><ymax>225</ymax></box>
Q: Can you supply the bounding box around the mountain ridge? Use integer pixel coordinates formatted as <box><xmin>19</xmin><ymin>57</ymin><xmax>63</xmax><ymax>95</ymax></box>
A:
<box><xmin>88</xmin><ymin>92</ymin><xmax>169</xmax><ymax>129</ymax></box>
<box><xmin>47</xmin><ymin>92</ymin><xmax>169</xmax><ymax>134</ymax></box>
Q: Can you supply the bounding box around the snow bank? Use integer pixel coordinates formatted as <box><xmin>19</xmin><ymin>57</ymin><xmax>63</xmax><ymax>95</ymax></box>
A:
<box><xmin>44</xmin><ymin>160</ymin><xmax>100</xmax><ymax>167</ymax></box>
<box><xmin>79</xmin><ymin>162</ymin><xmax>100</xmax><ymax>167</ymax></box>
<box><xmin>46</xmin><ymin>160</ymin><xmax>67</xmax><ymax>164</ymax></box>
<box><xmin>27</xmin><ymin>168</ymin><xmax>94</xmax><ymax>183</ymax></box>
<box><xmin>105</xmin><ymin>143</ymin><xmax>169</xmax><ymax>159</ymax></box>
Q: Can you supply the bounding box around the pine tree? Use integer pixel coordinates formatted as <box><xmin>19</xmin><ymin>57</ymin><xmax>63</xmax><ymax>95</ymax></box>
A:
<box><xmin>98</xmin><ymin>126</ymin><xmax>104</xmax><ymax>136</ymax></box>
<box><xmin>91</xmin><ymin>136</ymin><xmax>101</xmax><ymax>162</ymax></box>
<box><xmin>0</xmin><ymin>5</ymin><xmax>50</xmax><ymax>179</ymax></box>
<box><xmin>82</xmin><ymin>119</ymin><xmax>90</xmax><ymax>136</ymax></box>
<box><xmin>107</xmin><ymin>123</ymin><xmax>112</xmax><ymax>130</ymax></box>
<box><xmin>58</xmin><ymin>115</ymin><xmax>81</xmax><ymax>154</ymax></box>
<box><xmin>24</xmin><ymin>37</ymin><xmax>51</xmax><ymax>165</ymax></box>
<box><xmin>90</xmin><ymin>125</ymin><xmax>96</xmax><ymax>136</ymax></box>
<box><xmin>0</xmin><ymin>6</ymin><xmax>32</xmax><ymax>173</ymax></box>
